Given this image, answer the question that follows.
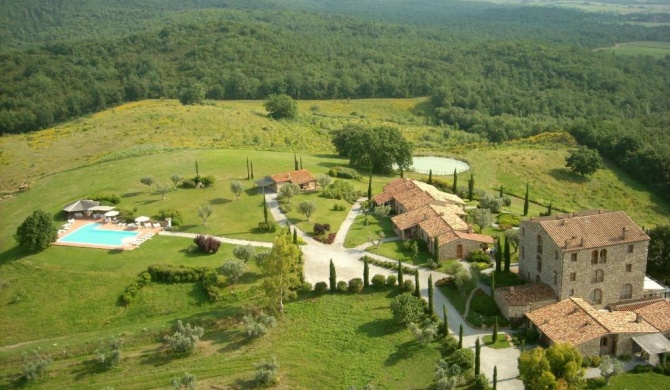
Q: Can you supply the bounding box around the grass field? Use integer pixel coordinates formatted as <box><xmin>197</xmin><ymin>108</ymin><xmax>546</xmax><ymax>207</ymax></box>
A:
<box><xmin>344</xmin><ymin>214</ymin><xmax>397</xmax><ymax>249</ymax></box>
<box><xmin>595</xmin><ymin>41</ymin><xmax>670</xmax><ymax>58</ymax></box>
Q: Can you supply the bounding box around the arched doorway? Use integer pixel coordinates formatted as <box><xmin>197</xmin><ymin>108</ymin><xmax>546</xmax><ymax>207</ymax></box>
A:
<box><xmin>456</xmin><ymin>245</ymin><xmax>463</xmax><ymax>258</ymax></box>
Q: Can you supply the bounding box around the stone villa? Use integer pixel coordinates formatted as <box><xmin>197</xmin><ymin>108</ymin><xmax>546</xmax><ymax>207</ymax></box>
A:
<box><xmin>255</xmin><ymin>169</ymin><xmax>317</xmax><ymax>193</ymax></box>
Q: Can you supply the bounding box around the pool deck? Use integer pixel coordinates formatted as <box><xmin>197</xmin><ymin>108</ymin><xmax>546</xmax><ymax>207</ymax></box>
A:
<box><xmin>54</xmin><ymin>219</ymin><xmax>162</xmax><ymax>250</ymax></box>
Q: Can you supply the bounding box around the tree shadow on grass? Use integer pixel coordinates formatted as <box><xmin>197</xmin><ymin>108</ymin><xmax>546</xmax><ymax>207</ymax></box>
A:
<box><xmin>209</xmin><ymin>198</ymin><xmax>231</xmax><ymax>205</ymax></box>
<box><xmin>138</xmin><ymin>346</ymin><xmax>173</xmax><ymax>367</ymax></box>
<box><xmin>234</xmin><ymin>377</ymin><xmax>257</xmax><ymax>389</ymax></box>
<box><xmin>71</xmin><ymin>358</ymin><xmax>106</xmax><ymax>380</ymax></box>
<box><xmin>0</xmin><ymin>245</ymin><xmax>31</xmax><ymax>265</ymax></box>
<box><xmin>188</xmin><ymin>283</ymin><xmax>211</xmax><ymax>306</ymax></box>
<box><xmin>178</xmin><ymin>247</ymin><xmax>215</xmax><ymax>258</ymax></box>
<box><xmin>139</xmin><ymin>199</ymin><xmax>159</xmax><ymax>205</ymax></box>
<box><xmin>385</xmin><ymin>340</ymin><xmax>423</xmax><ymax>366</ymax></box>
<box><xmin>357</xmin><ymin>318</ymin><xmax>401</xmax><ymax>338</ymax></box>
<box><xmin>548</xmin><ymin>168</ymin><xmax>588</xmax><ymax>184</ymax></box>
<box><xmin>122</xmin><ymin>192</ymin><xmax>143</xmax><ymax>198</ymax></box>
<box><xmin>217</xmin><ymin>332</ymin><xmax>254</xmax><ymax>353</ymax></box>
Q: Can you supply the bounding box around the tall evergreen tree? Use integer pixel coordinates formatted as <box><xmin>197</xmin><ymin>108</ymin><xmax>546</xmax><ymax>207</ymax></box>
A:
<box><xmin>247</xmin><ymin>157</ymin><xmax>250</xmax><ymax>180</ymax></box>
<box><xmin>495</xmin><ymin>236</ymin><xmax>502</xmax><ymax>273</ymax></box>
<box><xmin>400</xmin><ymin>166</ymin><xmax>404</xmax><ymax>178</ymax></box>
<box><xmin>195</xmin><ymin>160</ymin><xmax>200</xmax><ymax>179</ymax></box>
<box><xmin>293</xmin><ymin>228</ymin><xmax>298</xmax><ymax>245</ymax></box>
<box><xmin>363</xmin><ymin>257</ymin><xmax>370</xmax><ymax>287</ymax></box>
<box><xmin>300</xmin><ymin>155</ymin><xmax>303</xmax><ymax>170</ymax></box>
<box><xmin>499</xmin><ymin>185</ymin><xmax>503</xmax><ymax>198</ymax></box>
<box><xmin>250</xmin><ymin>161</ymin><xmax>254</xmax><ymax>179</ymax></box>
<box><xmin>367</xmin><ymin>172</ymin><xmax>372</xmax><ymax>200</ymax></box>
<box><xmin>452</xmin><ymin>168</ymin><xmax>458</xmax><ymax>193</ymax></box>
<box><xmin>493</xmin><ymin>366</ymin><xmax>498</xmax><ymax>390</ymax></box>
<box><xmin>263</xmin><ymin>196</ymin><xmax>269</xmax><ymax>224</ymax></box>
<box><xmin>397</xmin><ymin>260</ymin><xmax>404</xmax><ymax>286</ymax></box>
<box><xmin>458</xmin><ymin>324</ymin><xmax>463</xmax><ymax>349</ymax></box>
<box><xmin>329</xmin><ymin>259</ymin><xmax>337</xmax><ymax>292</ymax></box>
<box><xmin>434</xmin><ymin>236</ymin><xmax>440</xmax><ymax>262</ymax></box>
<box><xmin>428</xmin><ymin>274</ymin><xmax>434</xmax><ymax>316</ymax></box>
<box><xmin>475</xmin><ymin>337</ymin><xmax>481</xmax><ymax>375</ymax></box>
<box><xmin>523</xmin><ymin>182</ymin><xmax>529</xmax><ymax>216</ymax></box>
<box><xmin>492</xmin><ymin>317</ymin><xmax>499</xmax><ymax>343</ymax></box>
<box><xmin>294</xmin><ymin>154</ymin><xmax>298</xmax><ymax>171</ymax></box>
<box><xmin>491</xmin><ymin>271</ymin><xmax>496</xmax><ymax>292</ymax></box>
<box><xmin>428</xmin><ymin>169</ymin><xmax>433</xmax><ymax>184</ymax></box>
<box><xmin>442</xmin><ymin>304</ymin><xmax>449</xmax><ymax>336</ymax></box>
<box><xmin>468</xmin><ymin>174</ymin><xmax>475</xmax><ymax>201</ymax></box>
<box><xmin>414</xmin><ymin>271</ymin><xmax>420</xmax><ymax>297</ymax></box>
<box><xmin>546</xmin><ymin>202</ymin><xmax>552</xmax><ymax>216</ymax></box>
<box><xmin>504</xmin><ymin>236</ymin><xmax>511</xmax><ymax>272</ymax></box>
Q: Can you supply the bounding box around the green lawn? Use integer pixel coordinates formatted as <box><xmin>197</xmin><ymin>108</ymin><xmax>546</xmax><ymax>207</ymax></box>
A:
<box><xmin>367</xmin><ymin>240</ymin><xmax>432</xmax><ymax>266</ymax></box>
<box><xmin>596</xmin><ymin>41</ymin><xmax>670</xmax><ymax>58</ymax></box>
<box><xmin>482</xmin><ymin>334</ymin><xmax>511</xmax><ymax>349</ymax></box>
<box><xmin>0</xmin><ymin>290</ymin><xmax>442</xmax><ymax>390</ymax></box>
<box><xmin>344</xmin><ymin>214</ymin><xmax>397</xmax><ymax>248</ymax></box>
<box><xmin>591</xmin><ymin>372</ymin><xmax>670</xmax><ymax>389</ymax></box>
<box><xmin>280</xmin><ymin>190</ymin><xmax>353</xmax><ymax>236</ymax></box>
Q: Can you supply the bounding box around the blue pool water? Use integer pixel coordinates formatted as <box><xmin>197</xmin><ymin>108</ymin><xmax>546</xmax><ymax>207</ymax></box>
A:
<box><xmin>59</xmin><ymin>223</ymin><xmax>139</xmax><ymax>247</ymax></box>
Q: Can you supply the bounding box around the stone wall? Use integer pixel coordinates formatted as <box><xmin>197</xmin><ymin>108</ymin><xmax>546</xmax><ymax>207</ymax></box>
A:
<box><xmin>440</xmin><ymin>239</ymin><xmax>483</xmax><ymax>260</ymax></box>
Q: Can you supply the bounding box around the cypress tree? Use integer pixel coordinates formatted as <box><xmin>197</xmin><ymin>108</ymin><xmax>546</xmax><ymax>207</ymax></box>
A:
<box><xmin>250</xmin><ymin>161</ymin><xmax>254</xmax><ymax>179</ymax></box>
<box><xmin>195</xmin><ymin>160</ymin><xmax>200</xmax><ymax>179</ymax></box>
<box><xmin>475</xmin><ymin>337</ymin><xmax>481</xmax><ymax>376</ymax></box>
<box><xmin>294</xmin><ymin>154</ymin><xmax>298</xmax><ymax>171</ymax></box>
<box><xmin>428</xmin><ymin>169</ymin><xmax>433</xmax><ymax>184</ymax></box>
<box><xmin>468</xmin><ymin>174</ymin><xmax>474</xmax><ymax>201</ymax></box>
<box><xmin>400</xmin><ymin>166</ymin><xmax>404</xmax><ymax>178</ymax></box>
<box><xmin>247</xmin><ymin>157</ymin><xmax>250</xmax><ymax>180</ymax></box>
<box><xmin>523</xmin><ymin>182</ymin><xmax>529</xmax><ymax>216</ymax></box>
<box><xmin>491</xmin><ymin>271</ymin><xmax>496</xmax><ymax>292</ymax></box>
<box><xmin>495</xmin><ymin>237</ymin><xmax>502</xmax><ymax>273</ymax></box>
<box><xmin>493</xmin><ymin>366</ymin><xmax>498</xmax><ymax>390</ymax></box>
<box><xmin>414</xmin><ymin>271</ymin><xmax>420</xmax><ymax>297</ymax></box>
<box><xmin>397</xmin><ymin>260</ymin><xmax>404</xmax><ymax>286</ymax></box>
<box><xmin>428</xmin><ymin>274</ymin><xmax>434</xmax><ymax>316</ymax></box>
<box><xmin>499</xmin><ymin>185</ymin><xmax>503</xmax><ymax>198</ymax></box>
<box><xmin>367</xmin><ymin>172</ymin><xmax>372</xmax><ymax>200</ymax></box>
<box><xmin>293</xmin><ymin>228</ymin><xmax>298</xmax><ymax>245</ymax></box>
<box><xmin>434</xmin><ymin>236</ymin><xmax>440</xmax><ymax>262</ymax></box>
<box><xmin>503</xmin><ymin>236</ymin><xmax>511</xmax><ymax>272</ymax></box>
<box><xmin>363</xmin><ymin>257</ymin><xmax>370</xmax><ymax>287</ymax></box>
<box><xmin>458</xmin><ymin>324</ymin><xmax>463</xmax><ymax>349</ymax></box>
<box><xmin>329</xmin><ymin>259</ymin><xmax>337</xmax><ymax>292</ymax></box>
<box><xmin>263</xmin><ymin>196</ymin><xmax>269</xmax><ymax>224</ymax></box>
<box><xmin>300</xmin><ymin>155</ymin><xmax>303</xmax><ymax>170</ymax></box>
<box><xmin>442</xmin><ymin>304</ymin><xmax>449</xmax><ymax>336</ymax></box>
<box><xmin>521</xmin><ymin>339</ymin><xmax>525</xmax><ymax>352</ymax></box>
<box><xmin>452</xmin><ymin>168</ymin><xmax>458</xmax><ymax>193</ymax></box>
<box><xmin>547</xmin><ymin>202</ymin><xmax>552</xmax><ymax>216</ymax></box>
<box><xmin>492</xmin><ymin>317</ymin><xmax>499</xmax><ymax>343</ymax></box>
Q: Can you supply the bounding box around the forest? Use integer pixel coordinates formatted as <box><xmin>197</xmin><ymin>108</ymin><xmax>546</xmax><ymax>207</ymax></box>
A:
<box><xmin>0</xmin><ymin>0</ymin><xmax>669</xmax><ymax>198</ymax></box>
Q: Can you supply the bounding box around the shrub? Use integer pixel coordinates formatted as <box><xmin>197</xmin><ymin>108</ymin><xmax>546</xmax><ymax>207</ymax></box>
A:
<box><xmin>200</xmin><ymin>175</ymin><xmax>216</xmax><ymax>187</ymax></box>
<box><xmin>328</xmin><ymin>166</ymin><xmax>362</xmax><ymax>180</ymax></box>
<box><xmin>279</xmin><ymin>204</ymin><xmax>292</xmax><ymax>213</ymax></box>
<box><xmin>390</xmin><ymin>292</ymin><xmax>426</xmax><ymax>325</ymax></box>
<box><xmin>333</xmin><ymin>203</ymin><xmax>347</xmax><ymax>211</ymax></box>
<box><xmin>181</xmin><ymin>179</ymin><xmax>197</xmax><ymax>188</ymax></box>
<box><xmin>618</xmin><ymin>354</ymin><xmax>632</xmax><ymax>361</ymax></box>
<box><xmin>15</xmin><ymin>209</ymin><xmax>58</xmax><ymax>251</ymax></box>
<box><xmin>451</xmin><ymin>348</ymin><xmax>475</xmax><ymax>370</ymax></box>
<box><xmin>469</xmin><ymin>291</ymin><xmax>501</xmax><ymax>317</ymax></box>
<box><xmin>632</xmin><ymin>364</ymin><xmax>653</xmax><ymax>373</ymax></box>
<box><xmin>348</xmin><ymin>278</ymin><xmax>364</xmax><ymax>293</ymax></box>
<box><xmin>91</xmin><ymin>194</ymin><xmax>121</xmax><ymax>205</ymax></box>
<box><xmin>193</xmin><ymin>235</ymin><xmax>221</xmax><ymax>253</ymax></box>
<box><xmin>21</xmin><ymin>350</ymin><xmax>52</xmax><ymax>381</ymax></box>
<box><xmin>323</xmin><ymin>179</ymin><xmax>361</xmax><ymax>203</ymax></box>
<box><xmin>497</xmin><ymin>213</ymin><xmax>522</xmax><ymax>227</ymax></box>
<box><xmin>401</xmin><ymin>279</ymin><xmax>415</xmax><ymax>293</ymax></box>
<box><xmin>386</xmin><ymin>274</ymin><xmax>397</xmax><ymax>286</ymax></box>
<box><xmin>219</xmin><ymin>259</ymin><xmax>246</xmax><ymax>283</ymax></box>
<box><xmin>147</xmin><ymin>264</ymin><xmax>210</xmax><ymax>283</ymax></box>
<box><xmin>258</xmin><ymin>221</ymin><xmax>278</xmax><ymax>233</ymax></box>
<box><xmin>444</xmin><ymin>334</ymin><xmax>459</xmax><ymax>354</ymax></box>
<box><xmin>157</xmin><ymin>209</ymin><xmax>183</xmax><ymax>226</ymax></box>
<box><xmin>409</xmin><ymin>321</ymin><xmax>439</xmax><ymax>344</ymax></box>
<box><xmin>243</xmin><ymin>311</ymin><xmax>277</xmax><ymax>338</ymax></box>
<box><xmin>95</xmin><ymin>337</ymin><xmax>123</xmax><ymax>369</ymax></box>
<box><xmin>299</xmin><ymin>281</ymin><xmax>313</xmax><ymax>293</ymax></box>
<box><xmin>467</xmin><ymin>249</ymin><xmax>491</xmax><ymax>264</ymax></box>
<box><xmin>474</xmin><ymin>262</ymin><xmax>490</xmax><ymax>271</ymax></box>
<box><xmin>313</xmin><ymin>223</ymin><xmax>331</xmax><ymax>236</ymax></box>
<box><xmin>371</xmin><ymin>274</ymin><xmax>386</xmax><ymax>288</ymax></box>
<box><xmin>314</xmin><ymin>232</ymin><xmax>336</xmax><ymax>244</ymax></box>
<box><xmin>254</xmin><ymin>357</ymin><xmax>279</xmax><ymax>386</ymax></box>
<box><xmin>337</xmin><ymin>280</ymin><xmax>348</xmax><ymax>292</ymax></box>
<box><xmin>472</xmin><ymin>374</ymin><xmax>490</xmax><ymax>390</ymax></box>
<box><xmin>314</xmin><ymin>281</ymin><xmax>328</xmax><ymax>295</ymax></box>
<box><xmin>163</xmin><ymin>320</ymin><xmax>204</xmax><ymax>354</ymax></box>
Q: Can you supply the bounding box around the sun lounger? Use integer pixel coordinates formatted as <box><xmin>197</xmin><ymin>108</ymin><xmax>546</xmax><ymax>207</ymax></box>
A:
<box><xmin>153</xmin><ymin>223</ymin><xmax>161</xmax><ymax>229</ymax></box>
<box><xmin>144</xmin><ymin>223</ymin><xmax>152</xmax><ymax>228</ymax></box>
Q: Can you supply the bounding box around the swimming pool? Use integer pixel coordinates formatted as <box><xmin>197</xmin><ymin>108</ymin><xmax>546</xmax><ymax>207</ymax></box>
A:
<box><xmin>58</xmin><ymin>223</ymin><xmax>139</xmax><ymax>247</ymax></box>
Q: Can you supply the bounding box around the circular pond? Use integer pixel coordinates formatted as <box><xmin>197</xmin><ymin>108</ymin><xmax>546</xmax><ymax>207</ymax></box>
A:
<box><xmin>401</xmin><ymin>156</ymin><xmax>470</xmax><ymax>175</ymax></box>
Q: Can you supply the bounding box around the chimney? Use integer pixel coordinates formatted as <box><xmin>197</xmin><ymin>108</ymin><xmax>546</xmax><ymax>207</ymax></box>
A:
<box><xmin>580</xmin><ymin>237</ymin><xmax>585</xmax><ymax>247</ymax></box>
<box><xmin>564</xmin><ymin>239</ymin><xmax>569</xmax><ymax>249</ymax></box>
<box><xmin>560</xmin><ymin>219</ymin><xmax>566</xmax><ymax>226</ymax></box>
<box><xmin>598</xmin><ymin>209</ymin><xmax>603</xmax><ymax>214</ymax></box>
<box><xmin>622</xmin><ymin>227</ymin><xmax>628</xmax><ymax>239</ymax></box>
<box><xmin>510</xmin><ymin>286</ymin><xmax>515</xmax><ymax>293</ymax></box>
<box><xmin>636</xmin><ymin>313</ymin><xmax>642</xmax><ymax>323</ymax></box>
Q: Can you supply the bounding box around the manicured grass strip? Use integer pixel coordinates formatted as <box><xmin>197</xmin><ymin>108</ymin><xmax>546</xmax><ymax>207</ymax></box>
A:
<box><xmin>482</xmin><ymin>335</ymin><xmax>511</xmax><ymax>349</ymax></box>
<box><xmin>344</xmin><ymin>214</ymin><xmax>396</xmax><ymax>249</ymax></box>
<box><xmin>366</xmin><ymin>240</ymin><xmax>433</xmax><ymax>266</ymax></box>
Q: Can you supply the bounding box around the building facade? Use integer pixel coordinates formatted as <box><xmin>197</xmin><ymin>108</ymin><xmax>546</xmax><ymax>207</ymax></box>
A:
<box><xmin>519</xmin><ymin>210</ymin><xmax>649</xmax><ymax>309</ymax></box>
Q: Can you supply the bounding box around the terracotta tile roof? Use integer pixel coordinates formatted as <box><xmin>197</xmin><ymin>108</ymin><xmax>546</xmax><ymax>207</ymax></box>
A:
<box><xmin>437</xmin><ymin>229</ymin><xmax>459</xmax><ymax>244</ymax></box>
<box><xmin>499</xmin><ymin>284</ymin><xmax>557</xmax><ymax>306</ymax></box>
<box><xmin>634</xmin><ymin>300</ymin><xmax>670</xmax><ymax>333</ymax></box>
<box><xmin>525</xmin><ymin>210</ymin><xmax>649</xmax><ymax>250</ymax></box>
<box><xmin>527</xmin><ymin>297</ymin><xmax>659</xmax><ymax>346</ymax></box>
<box><xmin>454</xmin><ymin>230</ymin><xmax>495</xmax><ymax>244</ymax></box>
<box><xmin>611</xmin><ymin>298</ymin><xmax>665</xmax><ymax>312</ymax></box>
<box><xmin>394</xmin><ymin>187</ymin><xmax>437</xmax><ymax>211</ymax></box>
<box><xmin>392</xmin><ymin>205</ymin><xmax>439</xmax><ymax>231</ymax></box>
<box><xmin>418</xmin><ymin>214</ymin><xmax>451</xmax><ymax>238</ymax></box>
<box><xmin>430</xmin><ymin>203</ymin><xmax>467</xmax><ymax>217</ymax></box>
<box><xmin>411</xmin><ymin>180</ymin><xmax>465</xmax><ymax>205</ymax></box>
<box><xmin>270</xmin><ymin>169</ymin><xmax>315</xmax><ymax>185</ymax></box>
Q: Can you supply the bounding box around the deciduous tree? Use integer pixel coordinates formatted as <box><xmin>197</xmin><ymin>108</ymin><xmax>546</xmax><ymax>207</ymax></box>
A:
<box><xmin>264</xmin><ymin>93</ymin><xmax>297</xmax><ymax>119</ymax></box>
<box><xmin>170</xmin><ymin>173</ymin><xmax>183</xmax><ymax>189</ymax></box>
<box><xmin>565</xmin><ymin>145</ymin><xmax>604</xmax><ymax>177</ymax></box>
<box><xmin>297</xmin><ymin>201</ymin><xmax>317</xmax><ymax>221</ymax></box>
<box><xmin>197</xmin><ymin>204</ymin><xmax>213</xmax><ymax>225</ymax></box>
<box><xmin>230</xmin><ymin>180</ymin><xmax>243</xmax><ymax>200</ymax></box>
<box><xmin>140</xmin><ymin>176</ymin><xmax>155</xmax><ymax>193</ymax></box>
<box><xmin>15</xmin><ymin>210</ymin><xmax>58</xmax><ymax>251</ymax></box>
<box><xmin>219</xmin><ymin>259</ymin><xmax>245</xmax><ymax>283</ymax></box>
<box><xmin>332</xmin><ymin>125</ymin><xmax>413</xmax><ymax>174</ymax></box>
<box><xmin>316</xmin><ymin>174</ymin><xmax>331</xmax><ymax>190</ymax></box>
<box><xmin>278</xmin><ymin>183</ymin><xmax>300</xmax><ymax>203</ymax></box>
<box><xmin>261</xmin><ymin>229</ymin><xmax>302</xmax><ymax>312</ymax></box>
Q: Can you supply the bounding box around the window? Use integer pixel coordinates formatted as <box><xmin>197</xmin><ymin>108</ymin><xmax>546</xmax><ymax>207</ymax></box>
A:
<box><xmin>628</xmin><ymin>245</ymin><xmax>634</xmax><ymax>254</ymax></box>
<box><xmin>569</xmin><ymin>289</ymin><xmax>575</xmax><ymax>296</ymax></box>
<box><xmin>600</xmin><ymin>337</ymin><xmax>608</xmax><ymax>346</ymax></box>
<box><xmin>599</xmin><ymin>249</ymin><xmax>607</xmax><ymax>264</ymax></box>
<box><xmin>620</xmin><ymin>284</ymin><xmax>633</xmax><ymax>300</ymax></box>
<box><xmin>591</xmin><ymin>250</ymin><xmax>598</xmax><ymax>265</ymax></box>
<box><xmin>592</xmin><ymin>269</ymin><xmax>604</xmax><ymax>283</ymax></box>
<box><xmin>537</xmin><ymin>255</ymin><xmax>542</xmax><ymax>272</ymax></box>
<box><xmin>591</xmin><ymin>289</ymin><xmax>602</xmax><ymax>304</ymax></box>
<box><xmin>537</xmin><ymin>235</ymin><xmax>543</xmax><ymax>254</ymax></box>
<box><xmin>570</xmin><ymin>272</ymin><xmax>576</xmax><ymax>282</ymax></box>
<box><xmin>555</xmin><ymin>250</ymin><xmax>558</xmax><ymax>261</ymax></box>
<box><xmin>571</xmin><ymin>253</ymin><xmax>577</xmax><ymax>262</ymax></box>
<box><xmin>553</xmin><ymin>271</ymin><xmax>558</xmax><ymax>285</ymax></box>
<box><xmin>626</xmin><ymin>264</ymin><xmax>632</xmax><ymax>272</ymax></box>
<box><xmin>520</xmin><ymin>246</ymin><xmax>525</xmax><ymax>261</ymax></box>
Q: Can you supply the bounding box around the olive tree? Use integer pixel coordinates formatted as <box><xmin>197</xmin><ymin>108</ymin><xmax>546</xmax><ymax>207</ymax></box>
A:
<box><xmin>297</xmin><ymin>201</ymin><xmax>317</xmax><ymax>221</ymax></box>
<box><xmin>230</xmin><ymin>180</ymin><xmax>243</xmax><ymax>200</ymax></box>
<box><xmin>278</xmin><ymin>183</ymin><xmax>300</xmax><ymax>203</ymax></box>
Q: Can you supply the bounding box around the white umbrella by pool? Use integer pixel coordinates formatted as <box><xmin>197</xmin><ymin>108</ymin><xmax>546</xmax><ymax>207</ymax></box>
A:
<box><xmin>104</xmin><ymin>210</ymin><xmax>120</xmax><ymax>217</ymax></box>
<box><xmin>135</xmin><ymin>216</ymin><xmax>150</xmax><ymax>223</ymax></box>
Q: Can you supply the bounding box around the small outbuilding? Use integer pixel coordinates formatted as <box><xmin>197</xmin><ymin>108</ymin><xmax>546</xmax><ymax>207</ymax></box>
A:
<box><xmin>63</xmin><ymin>199</ymin><xmax>100</xmax><ymax>217</ymax></box>
<box><xmin>256</xmin><ymin>169</ymin><xmax>317</xmax><ymax>193</ymax></box>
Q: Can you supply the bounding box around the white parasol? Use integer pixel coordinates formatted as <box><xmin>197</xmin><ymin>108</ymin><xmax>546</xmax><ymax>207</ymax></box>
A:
<box><xmin>135</xmin><ymin>216</ymin><xmax>150</xmax><ymax>223</ymax></box>
<box><xmin>104</xmin><ymin>210</ymin><xmax>120</xmax><ymax>217</ymax></box>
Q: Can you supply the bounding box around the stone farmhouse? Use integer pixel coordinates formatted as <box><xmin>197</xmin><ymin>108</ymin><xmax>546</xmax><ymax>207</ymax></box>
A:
<box><xmin>374</xmin><ymin>178</ymin><xmax>493</xmax><ymax>259</ymax></box>
<box><xmin>494</xmin><ymin>210</ymin><xmax>670</xmax><ymax>363</ymax></box>
<box><xmin>255</xmin><ymin>169</ymin><xmax>317</xmax><ymax>193</ymax></box>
